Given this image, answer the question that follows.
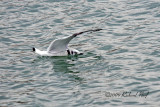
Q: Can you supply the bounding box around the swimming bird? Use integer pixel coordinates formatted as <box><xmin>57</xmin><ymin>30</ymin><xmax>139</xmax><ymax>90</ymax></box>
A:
<box><xmin>33</xmin><ymin>29</ymin><xmax>102</xmax><ymax>56</ymax></box>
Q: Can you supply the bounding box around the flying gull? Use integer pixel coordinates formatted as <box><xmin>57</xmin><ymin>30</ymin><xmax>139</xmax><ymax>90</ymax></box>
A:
<box><xmin>33</xmin><ymin>29</ymin><xmax>102</xmax><ymax>56</ymax></box>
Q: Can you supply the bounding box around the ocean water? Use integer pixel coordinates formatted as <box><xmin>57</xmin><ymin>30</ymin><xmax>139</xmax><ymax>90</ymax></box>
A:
<box><xmin>0</xmin><ymin>0</ymin><xmax>160</xmax><ymax>106</ymax></box>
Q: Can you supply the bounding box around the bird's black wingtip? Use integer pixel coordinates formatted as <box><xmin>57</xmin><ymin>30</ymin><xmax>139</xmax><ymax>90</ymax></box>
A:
<box><xmin>32</xmin><ymin>47</ymin><xmax>35</xmax><ymax>52</ymax></box>
<box><xmin>95</xmin><ymin>28</ymin><xmax>103</xmax><ymax>31</ymax></box>
<box><xmin>79</xmin><ymin>53</ymin><xmax>83</xmax><ymax>55</ymax></box>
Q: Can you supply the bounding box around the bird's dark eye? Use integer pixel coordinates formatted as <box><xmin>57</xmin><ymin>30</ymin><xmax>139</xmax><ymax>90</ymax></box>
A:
<box><xmin>32</xmin><ymin>47</ymin><xmax>35</xmax><ymax>52</ymax></box>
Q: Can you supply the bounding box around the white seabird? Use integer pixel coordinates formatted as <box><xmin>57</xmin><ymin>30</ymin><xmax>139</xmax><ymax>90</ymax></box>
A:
<box><xmin>33</xmin><ymin>29</ymin><xmax>102</xmax><ymax>56</ymax></box>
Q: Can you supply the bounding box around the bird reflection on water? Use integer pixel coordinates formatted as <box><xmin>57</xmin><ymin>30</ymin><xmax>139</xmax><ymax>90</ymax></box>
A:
<box><xmin>34</xmin><ymin>56</ymin><xmax>84</xmax><ymax>83</ymax></box>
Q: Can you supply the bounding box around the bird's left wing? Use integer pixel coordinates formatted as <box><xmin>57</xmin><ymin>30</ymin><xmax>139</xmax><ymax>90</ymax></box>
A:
<box><xmin>47</xmin><ymin>28</ymin><xmax>102</xmax><ymax>53</ymax></box>
<box><xmin>47</xmin><ymin>35</ymin><xmax>75</xmax><ymax>53</ymax></box>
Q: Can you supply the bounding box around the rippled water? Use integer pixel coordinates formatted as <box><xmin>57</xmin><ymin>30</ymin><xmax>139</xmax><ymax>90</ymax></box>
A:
<box><xmin>0</xmin><ymin>0</ymin><xmax>160</xmax><ymax>106</ymax></box>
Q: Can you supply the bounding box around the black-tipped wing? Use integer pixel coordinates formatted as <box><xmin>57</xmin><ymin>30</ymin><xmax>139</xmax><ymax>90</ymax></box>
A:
<box><xmin>72</xmin><ymin>28</ymin><xmax>102</xmax><ymax>37</ymax></box>
<box><xmin>47</xmin><ymin>28</ymin><xmax>103</xmax><ymax>53</ymax></box>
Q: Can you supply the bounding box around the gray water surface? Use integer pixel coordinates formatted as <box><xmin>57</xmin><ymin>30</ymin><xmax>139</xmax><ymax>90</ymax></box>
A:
<box><xmin>0</xmin><ymin>0</ymin><xmax>160</xmax><ymax>106</ymax></box>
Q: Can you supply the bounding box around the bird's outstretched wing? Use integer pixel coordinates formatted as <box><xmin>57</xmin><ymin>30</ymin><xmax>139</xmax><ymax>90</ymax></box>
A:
<box><xmin>47</xmin><ymin>28</ymin><xmax>102</xmax><ymax>53</ymax></box>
